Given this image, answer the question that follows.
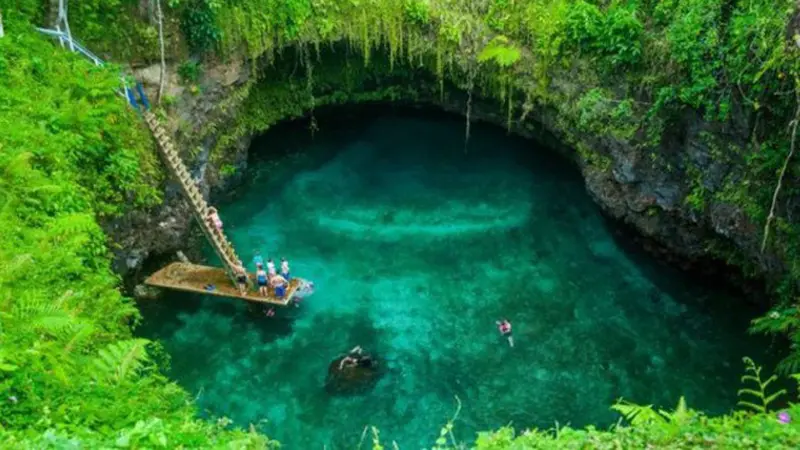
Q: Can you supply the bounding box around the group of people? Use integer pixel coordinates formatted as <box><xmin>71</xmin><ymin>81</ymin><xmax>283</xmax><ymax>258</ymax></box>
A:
<box><xmin>252</xmin><ymin>252</ymin><xmax>291</xmax><ymax>299</ymax></box>
<box><xmin>204</xmin><ymin>207</ymin><xmax>292</xmax><ymax>299</ymax></box>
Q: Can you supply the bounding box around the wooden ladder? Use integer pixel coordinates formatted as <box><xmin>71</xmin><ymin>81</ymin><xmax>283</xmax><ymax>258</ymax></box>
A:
<box><xmin>142</xmin><ymin>111</ymin><xmax>245</xmax><ymax>287</ymax></box>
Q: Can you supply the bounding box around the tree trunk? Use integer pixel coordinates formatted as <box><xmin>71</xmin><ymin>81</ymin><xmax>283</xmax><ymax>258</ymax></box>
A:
<box><xmin>156</xmin><ymin>0</ymin><xmax>166</xmax><ymax>104</ymax></box>
<box><xmin>0</xmin><ymin>9</ymin><xmax>4</xmax><ymax>39</ymax></box>
<box><xmin>139</xmin><ymin>0</ymin><xmax>157</xmax><ymax>25</ymax></box>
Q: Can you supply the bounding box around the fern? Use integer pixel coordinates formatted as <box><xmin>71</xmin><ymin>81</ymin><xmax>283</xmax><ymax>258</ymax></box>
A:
<box><xmin>611</xmin><ymin>399</ymin><xmax>666</xmax><ymax>425</ymax></box>
<box><xmin>477</xmin><ymin>35</ymin><xmax>521</xmax><ymax>68</ymax></box>
<box><xmin>777</xmin><ymin>350</ymin><xmax>800</xmax><ymax>375</ymax></box>
<box><xmin>737</xmin><ymin>356</ymin><xmax>786</xmax><ymax>413</ymax></box>
<box><xmin>612</xmin><ymin>396</ymin><xmax>693</xmax><ymax>427</ymax></box>
<box><xmin>93</xmin><ymin>339</ymin><xmax>151</xmax><ymax>384</ymax></box>
<box><xmin>658</xmin><ymin>396</ymin><xmax>692</xmax><ymax>425</ymax></box>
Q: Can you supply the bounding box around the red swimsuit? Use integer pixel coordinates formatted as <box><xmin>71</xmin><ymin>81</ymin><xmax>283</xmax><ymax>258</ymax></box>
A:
<box><xmin>499</xmin><ymin>321</ymin><xmax>511</xmax><ymax>334</ymax></box>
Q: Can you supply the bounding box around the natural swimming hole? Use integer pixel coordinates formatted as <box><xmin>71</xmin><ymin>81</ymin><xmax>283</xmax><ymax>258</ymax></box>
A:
<box><xmin>138</xmin><ymin>106</ymin><xmax>780</xmax><ymax>448</ymax></box>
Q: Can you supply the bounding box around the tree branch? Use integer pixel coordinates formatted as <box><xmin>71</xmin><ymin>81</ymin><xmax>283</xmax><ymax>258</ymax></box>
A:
<box><xmin>761</xmin><ymin>93</ymin><xmax>800</xmax><ymax>253</ymax></box>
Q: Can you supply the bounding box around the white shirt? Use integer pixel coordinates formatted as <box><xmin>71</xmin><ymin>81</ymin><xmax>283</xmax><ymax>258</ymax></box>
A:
<box><xmin>281</xmin><ymin>260</ymin><xmax>289</xmax><ymax>273</ymax></box>
<box><xmin>267</xmin><ymin>261</ymin><xmax>276</xmax><ymax>275</ymax></box>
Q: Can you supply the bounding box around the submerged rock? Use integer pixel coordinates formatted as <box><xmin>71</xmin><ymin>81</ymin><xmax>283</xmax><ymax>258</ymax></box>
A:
<box><xmin>133</xmin><ymin>284</ymin><xmax>162</xmax><ymax>300</ymax></box>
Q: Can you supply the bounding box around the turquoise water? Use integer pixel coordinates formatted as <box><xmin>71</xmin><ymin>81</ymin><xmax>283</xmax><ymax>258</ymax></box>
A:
<box><xmin>139</xmin><ymin>107</ymin><xmax>778</xmax><ymax>448</ymax></box>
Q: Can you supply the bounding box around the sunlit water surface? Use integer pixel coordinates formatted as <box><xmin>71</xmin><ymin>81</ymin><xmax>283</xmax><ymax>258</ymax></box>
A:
<box><xmin>139</xmin><ymin>108</ymin><xmax>776</xmax><ymax>449</ymax></box>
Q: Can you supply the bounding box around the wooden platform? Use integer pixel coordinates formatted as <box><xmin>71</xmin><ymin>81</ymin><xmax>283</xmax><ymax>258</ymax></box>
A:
<box><xmin>144</xmin><ymin>262</ymin><xmax>302</xmax><ymax>306</ymax></box>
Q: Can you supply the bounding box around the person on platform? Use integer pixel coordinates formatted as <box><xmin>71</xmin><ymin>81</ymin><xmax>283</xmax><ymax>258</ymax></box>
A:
<box><xmin>234</xmin><ymin>264</ymin><xmax>248</xmax><ymax>295</ymax></box>
<box><xmin>256</xmin><ymin>263</ymin><xmax>269</xmax><ymax>296</ymax></box>
<box><xmin>270</xmin><ymin>273</ymin><xmax>288</xmax><ymax>298</ymax></box>
<box><xmin>496</xmin><ymin>319</ymin><xmax>514</xmax><ymax>347</ymax></box>
<box><xmin>253</xmin><ymin>251</ymin><xmax>264</xmax><ymax>269</ymax></box>
<box><xmin>280</xmin><ymin>257</ymin><xmax>291</xmax><ymax>281</ymax></box>
<box><xmin>266</xmin><ymin>258</ymin><xmax>277</xmax><ymax>279</ymax></box>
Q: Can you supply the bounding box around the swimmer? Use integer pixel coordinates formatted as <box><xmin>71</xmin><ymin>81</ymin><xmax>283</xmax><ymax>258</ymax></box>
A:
<box><xmin>339</xmin><ymin>355</ymin><xmax>358</xmax><ymax>370</ymax></box>
<box><xmin>496</xmin><ymin>319</ymin><xmax>514</xmax><ymax>347</ymax></box>
<box><xmin>338</xmin><ymin>346</ymin><xmax>364</xmax><ymax>370</ymax></box>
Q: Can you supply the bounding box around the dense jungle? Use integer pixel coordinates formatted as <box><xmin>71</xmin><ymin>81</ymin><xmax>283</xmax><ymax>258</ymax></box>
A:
<box><xmin>2</xmin><ymin>0</ymin><xmax>800</xmax><ymax>448</ymax></box>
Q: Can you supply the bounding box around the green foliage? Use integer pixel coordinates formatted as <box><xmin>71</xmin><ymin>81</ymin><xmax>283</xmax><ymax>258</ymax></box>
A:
<box><xmin>404</xmin><ymin>0</ymin><xmax>432</xmax><ymax>25</ymax></box>
<box><xmin>562</xmin><ymin>0</ymin><xmax>643</xmax><ymax>70</ymax></box>
<box><xmin>178</xmin><ymin>59</ymin><xmax>203</xmax><ymax>84</ymax></box>
<box><xmin>178</xmin><ymin>0</ymin><xmax>222</xmax><ymax>53</ymax></box>
<box><xmin>737</xmin><ymin>357</ymin><xmax>787</xmax><ymax>413</ymax></box>
<box><xmin>0</xmin><ymin>19</ymin><xmax>271</xmax><ymax>448</ymax></box>
<box><xmin>478</xmin><ymin>35</ymin><xmax>521</xmax><ymax>68</ymax></box>
<box><xmin>380</xmin><ymin>366</ymin><xmax>800</xmax><ymax>449</ymax></box>
<box><xmin>5</xmin><ymin>0</ymin><xmax>800</xmax><ymax>447</ymax></box>
<box><xmin>752</xmin><ymin>307</ymin><xmax>800</xmax><ymax>374</ymax></box>
<box><xmin>574</xmin><ymin>88</ymin><xmax>639</xmax><ymax>140</ymax></box>
<box><xmin>92</xmin><ymin>338</ymin><xmax>151</xmax><ymax>384</ymax></box>
<box><xmin>67</xmin><ymin>0</ymin><xmax>182</xmax><ymax>62</ymax></box>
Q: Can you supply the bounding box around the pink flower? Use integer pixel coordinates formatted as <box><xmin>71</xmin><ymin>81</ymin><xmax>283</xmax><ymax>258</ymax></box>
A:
<box><xmin>778</xmin><ymin>411</ymin><xmax>790</xmax><ymax>424</ymax></box>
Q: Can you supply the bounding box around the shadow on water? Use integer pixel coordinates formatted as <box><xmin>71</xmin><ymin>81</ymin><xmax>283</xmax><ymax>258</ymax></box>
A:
<box><xmin>136</xmin><ymin>293</ymin><xmax>296</xmax><ymax>345</ymax></box>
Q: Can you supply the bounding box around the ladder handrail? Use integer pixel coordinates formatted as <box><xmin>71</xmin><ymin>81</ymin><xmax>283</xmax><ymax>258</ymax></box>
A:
<box><xmin>142</xmin><ymin>112</ymin><xmax>248</xmax><ymax>287</ymax></box>
<box><xmin>35</xmin><ymin>28</ymin><xmax>103</xmax><ymax>66</ymax></box>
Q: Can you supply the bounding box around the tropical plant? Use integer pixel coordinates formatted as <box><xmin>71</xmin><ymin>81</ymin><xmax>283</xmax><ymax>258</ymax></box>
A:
<box><xmin>737</xmin><ymin>356</ymin><xmax>787</xmax><ymax>413</ymax></box>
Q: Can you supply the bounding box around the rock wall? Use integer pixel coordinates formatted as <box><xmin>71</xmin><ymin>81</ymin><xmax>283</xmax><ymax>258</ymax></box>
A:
<box><xmin>108</xmin><ymin>57</ymin><xmax>253</xmax><ymax>292</ymax></box>
<box><xmin>111</xmin><ymin>48</ymin><xmax>792</xmax><ymax>300</ymax></box>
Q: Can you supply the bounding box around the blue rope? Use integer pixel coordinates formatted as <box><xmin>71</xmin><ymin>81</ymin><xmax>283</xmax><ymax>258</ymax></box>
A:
<box><xmin>136</xmin><ymin>82</ymin><xmax>151</xmax><ymax>111</ymax></box>
<box><xmin>126</xmin><ymin>87</ymin><xmax>140</xmax><ymax>111</ymax></box>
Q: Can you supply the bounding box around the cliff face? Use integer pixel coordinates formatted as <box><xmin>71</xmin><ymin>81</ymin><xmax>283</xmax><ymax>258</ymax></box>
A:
<box><xmin>113</xmin><ymin>44</ymin><xmax>795</xmax><ymax>300</ymax></box>
<box><xmin>108</xmin><ymin>58</ymin><xmax>254</xmax><ymax>291</ymax></box>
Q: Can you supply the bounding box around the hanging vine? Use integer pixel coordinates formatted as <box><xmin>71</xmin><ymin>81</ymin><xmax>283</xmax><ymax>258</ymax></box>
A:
<box><xmin>506</xmin><ymin>82</ymin><xmax>514</xmax><ymax>133</ymax></box>
<box><xmin>762</xmin><ymin>90</ymin><xmax>800</xmax><ymax>253</ymax></box>
<box><xmin>464</xmin><ymin>65</ymin><xmax>476</xmax><ymax>152</ymax></box>
<box><xmin>302</xmin><ymin>44</ymin><xmax>318</xmax><ymax>137</ymax></box>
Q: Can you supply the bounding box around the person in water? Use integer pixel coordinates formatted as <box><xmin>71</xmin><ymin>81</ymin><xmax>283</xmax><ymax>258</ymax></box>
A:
<box><xmin>497</xmin><ymin>319</ymin><xmax>514</xmax><ymax>347</ymax></box>
<box><xmin>339</xmin><ymin>346</ymin><xmax>366</xmax><ymax>370</ymax></box>
<box><xmin>256</xmin><ymin>263</ymin><xmax>269</xmax><ymax>296</ymax></box>
<box><xmin>280</xmin><ymin>257</ymin><xmax>291</xmax><ymax>281</ymax></box>
<box><xmin>271</xmin><ymin>273</ymin><xmax>288</xmax><ymax>298</ymax></box>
